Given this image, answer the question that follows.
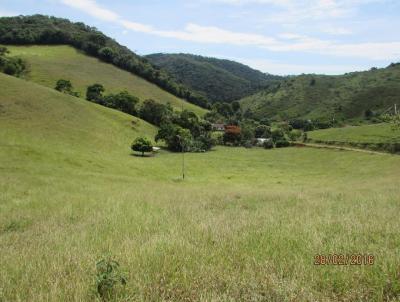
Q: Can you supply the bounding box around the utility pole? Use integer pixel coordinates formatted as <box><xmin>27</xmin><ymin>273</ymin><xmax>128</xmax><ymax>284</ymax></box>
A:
<box><xmin>182</xmin><ymin>144</ymin><xmax>185</xmax><ymax>180</ymax></box>
<box><xmin>177</xmin><ymin>135</ymin><xmax>185</xmax><ymax>180</ymax></box>
<box><xmin>180</xmin><ymin>103</ymin><xmax>185</xmax><ymax>180</ymax></box>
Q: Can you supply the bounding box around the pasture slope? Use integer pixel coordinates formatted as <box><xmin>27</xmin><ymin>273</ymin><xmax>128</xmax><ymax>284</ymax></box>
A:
<box><xmin>240</xmin><ymin>64</ymin><xmax>400</xmax><ymax>121</ymax></box>
<box><xmin>5</xmin><ymin>45</ymin><xmax>207</xmax><ymax>116</ymax></box>
<box><xmin>308</xmin><ymin>123</ymin><xmax>400</xmax><ymax>153</ymax></box>
<box><xmin>1</xmin><ymin>73</ymin><xmax>400</xmax><ymax>301</ymax></box>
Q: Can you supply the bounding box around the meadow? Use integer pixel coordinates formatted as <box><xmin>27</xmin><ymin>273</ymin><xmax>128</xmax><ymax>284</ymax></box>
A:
<box><xmin>5</xmin><ymin>45</ymin><xmax>206</xmax><ymax>116</ymax></box>
<box><xmin>309</xmin><ymin>123</ymin><xmax>400</xmax><ymax>144</ymax></box>
<box><xmin>308</xmin><ymin>123</ymin><xmax>400</xmax><ymax>153</ymax></box>
<box><xmin>1</xmin><ymin>73</ymin><xmax>400</xmax><ymax>301</ymax></box>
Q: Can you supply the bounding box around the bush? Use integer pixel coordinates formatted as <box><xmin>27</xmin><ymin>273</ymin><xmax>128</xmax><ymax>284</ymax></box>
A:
<box><xmin>271</xmin><ymin>128</ymin><xmax>285</xmax><ymax>142</ymax></box>
<box><xmin>193</xmin><ymin>133</ymin><xmax>215</xmax><ymax>151</ymax></box>
<box><xmin>288</xmin><ymin>129</ymin><xmax>302</xmax><ymax>141</ymax></box>
<box><xmin>86</xmin><ymin>83</ymin><xmax>105</xmax><ymax>104</ymax></box>
<box><xmin>243</xmin><ymin>140</ymin><xmax>253</xmax><ymax>148</ymax></box>
<box><xmin>95</xmin><ymin>256</ymin><xmax>127</xmax><ymax>300</ymax></box>
<box><xmin>254</xmin><ymin>125</ymin><xmax>271</xmax><ymax>138</ymax></box>
<box><xmin>275</xmin><ymin>139</ymin><xmax>290</xmax><ymax>148</ymax></box>
<box><xmin>55</xmin><ymin>79</ymin><xmax>80</xmax><ymax>97</ymax></box>
<box><xmin>263</xmin><ymin>139</ymin><xmax>274</xmax><ymax>149</ymax></box>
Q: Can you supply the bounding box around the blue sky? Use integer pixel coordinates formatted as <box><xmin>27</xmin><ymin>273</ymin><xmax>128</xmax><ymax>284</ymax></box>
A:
<box><xmin>1</xmin><ymin>0</ymin><xmax>400</xmax><ymax>75</ymax></box>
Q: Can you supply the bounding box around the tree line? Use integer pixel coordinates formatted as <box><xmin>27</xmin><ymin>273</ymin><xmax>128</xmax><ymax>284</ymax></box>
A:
<box><xmin>0</xmin><ymin>15</ymin><xmax>210</xmax><ymax>109</ymax></box>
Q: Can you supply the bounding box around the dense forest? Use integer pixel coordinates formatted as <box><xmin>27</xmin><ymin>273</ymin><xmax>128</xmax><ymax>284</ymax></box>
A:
<box><xmin>146</xmin><ymin>53</ymin><xmax>282</xmax><ymax>103</ymax></box>
<box><xmin>0</xmin><ymin>15</ymin><xmax>210</xmax><ymax>109</ymax></box>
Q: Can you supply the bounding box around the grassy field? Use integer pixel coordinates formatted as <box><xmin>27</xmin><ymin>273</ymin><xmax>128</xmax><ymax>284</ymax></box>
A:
<box><xmin>1</xmin><ymin>73</ymin><xmax>400</xmax><ymax>301</ymax></box>
<box><xmin>4</xmin><ymin>45</ymin><xmax>206</xmax><ymax>116</ymax></box>
<box><xmin>309</xmin><ymin>123</ymin><xmax>400</xmax><ymax>144</ymax></box>
<box><xmin>308</xmin><ymin>123</ymin><xmax>400</xmax><ymax>153</ymax></box>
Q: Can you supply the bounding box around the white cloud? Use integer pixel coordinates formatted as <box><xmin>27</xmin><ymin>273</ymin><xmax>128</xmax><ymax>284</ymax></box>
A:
<box><xmin>320</xmin><ymin>26</ymin><xmax>353</xmax><ymax>35</ymax></box>
<box><xmin>214</xmin><ymin>0</ymin><xmax>388</xmax><ymax>23</ymax></box>
<box><xmin>59</xmin><ymin>0</ymin><xmax>400</xmax><ymax>61</ymax></box>
<box><xmin>61</xmin><ymin>0</ymin><xmax>119</xmax><ymax>21</ymax></box>
<box><xmin>119</xmin><ymin>20</ymin><xmax>154</xmax><ymax>33</ymax></box>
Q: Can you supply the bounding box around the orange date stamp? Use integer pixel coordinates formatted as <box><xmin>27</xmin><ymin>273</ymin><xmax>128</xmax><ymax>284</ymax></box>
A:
<box><xmin>314</xmin><ymin>254</ymin><xmax>375</xmax><ymax>265</ymax></box>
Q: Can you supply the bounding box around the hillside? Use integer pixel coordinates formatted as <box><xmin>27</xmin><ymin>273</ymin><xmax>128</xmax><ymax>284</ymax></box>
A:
<box><xmin>5</xmin><ymin>45</ymin><xmax>206</xmax><ymax>116</ymax></box>
<box><xmin>308</xmin><ymin>123</ymin><xmax>400</xmax><ymax>153</ymax></box>
<box><xmin>0</xmin><ymin>72</ymin><xmax>157</xmax><ymax>162</ymax></box>
<box><xmin>146</xmin><ymin>53</ymin><xmax>282</xmax><ymax>103</ymax></box>
<box><xmin>240</xmin><ymin>64</ymin><xmax>400</xmax><ymax>122</ymax></box>
<box><xmin>0</xmin><ymin>15</ymin><xmax>209</xmax><ymax>108</ymax></box>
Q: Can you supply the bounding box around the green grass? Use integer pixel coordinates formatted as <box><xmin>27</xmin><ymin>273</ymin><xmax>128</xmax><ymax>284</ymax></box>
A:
<box><xmin>1</xmin><ymin>74</ymin><xmax>400</xmax><ymax>301</ymax></box>
<box><xmin>309</xmin><ymin>123</ymin><xmax>400</xmax><ymax>144</ymax></box>
<box><xmin>308</xmin><ymin>123</ymin><xmax>400</xmax><ymax>153</ymax></box>
<box><xmin>4</xmin><ymin>45</ymin><xmax>207</xmax><ymax>116</ymax></box>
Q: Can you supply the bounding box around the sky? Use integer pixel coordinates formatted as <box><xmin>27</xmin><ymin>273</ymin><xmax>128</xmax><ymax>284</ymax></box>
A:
<box><xmin>1</xmin><ymin>0</ymin><xmax>400</xmax><ymax>75</ymax></box>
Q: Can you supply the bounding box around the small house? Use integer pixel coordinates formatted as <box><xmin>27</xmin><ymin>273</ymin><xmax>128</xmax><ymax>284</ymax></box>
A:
<box><xmin>255</xmin><ymin>138</ymin><xmax>272</xmax><ymax>146</ymax></box>
<box><xmin>211</xmin><ymin>123</ymin><xmax>225</xmax><ymax>131</ymax></box>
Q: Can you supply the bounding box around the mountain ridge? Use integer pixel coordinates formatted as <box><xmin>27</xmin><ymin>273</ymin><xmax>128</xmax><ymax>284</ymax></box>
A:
<box><xmin>146</xmin><ymin>53</ymin><xmax>283</xmax><ymax>103</ymax></box>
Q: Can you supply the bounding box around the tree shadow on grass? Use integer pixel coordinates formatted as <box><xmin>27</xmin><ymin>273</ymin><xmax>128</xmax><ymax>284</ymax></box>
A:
<box><xmin>130</xmin><ymin>152</ymin><xmax>155</xmax><ymax>158</ymax></box>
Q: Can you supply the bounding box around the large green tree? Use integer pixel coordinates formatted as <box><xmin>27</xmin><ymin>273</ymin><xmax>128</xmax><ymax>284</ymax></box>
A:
<box><xmin>131</xmin><ymin>137</ymin><xmax>153</xmax><ymax>156</ymax></box>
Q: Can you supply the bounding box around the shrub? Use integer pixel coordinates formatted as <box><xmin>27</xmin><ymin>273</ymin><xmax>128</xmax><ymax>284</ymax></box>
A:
<box><xmin>254</xmin><ymin>125</ymin><xmax>271</xmax><ymax>138</ymax></box>
<box><xmin>131</xmin><ymin>137</ymin><xmax>153</xmax><ymax>156</ymax></box>
<box><xmin>275</xmin><ymin>139</ymin><xmax>290</xmax><ymax>148</ymax></box>
<box><xmin>86</xmin><ymin>83</ymin><xmax>105</xmax><ymax>104</ymax></box>
<box><xmin>55</xmin><ymin>79</ymin><xmax>79</xmax><ymax>97</ymax></box>
<box><xmin>271</xmin><ymin>128</ymin><xmax>285</xmax><ymax>142</ymax></box>
<box><xmin>95</xmin><ymin>256</ymin><xmax>127</xmax><ymax>300</ymax></box>
<box><xmin>263</xmin><ymin>139</ymin><xmax>274</xmax><ymax>149</ymax></box>
<box><xmin>288</xmin><ymin>129</ymin><xmax>302</xmax><ymax>141</ymax></box>
<box><xmin>223</xmin><ymin>125</ymin><xmax>241</xmax><ymax>146</ymax></box>
<box><xmin>243</xmin><ymin>140</ymin><xmax>253</xmax><ymax>148</ymax></box>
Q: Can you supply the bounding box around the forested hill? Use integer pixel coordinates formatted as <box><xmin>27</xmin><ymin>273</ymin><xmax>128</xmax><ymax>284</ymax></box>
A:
<box><xmin>240</xmin><ymin>63</ymin><xmax>400</xmax><ymax>122</ymax></box>
<box><xmin>146</xmin><ymin>53</ymin><xmax>283</xmax><ymax>103</ymax></box>
<box><xmin>0</xmin><ymin>15</ymin><xmax>209</xmax><ymax>109</ymax></box>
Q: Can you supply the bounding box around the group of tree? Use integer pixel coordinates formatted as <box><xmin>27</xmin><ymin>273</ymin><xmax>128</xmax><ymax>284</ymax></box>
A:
<box><xmin>0</xmin><ymin>46</ymin><xmax>26</xmax><ymax>77</ymax></box>
<box><xmin>204</xmin><ymin>101</ymin><xmax>243</xmax><ymax>125</ymax></box>
<box><xmin>0</xmin><ymin>15</ymin><xmax>210</xmax><ymax>109</ymax></box>
<box><xmin>154</xmin><ymin>109</ymin><xmax>215</xmax><ymax>152</ymax></box>
<box><xmin>54</xmin><ymin>80</ymin><xmax>139</xmax><ymax>116</ymax></box>
<box><xmin>53</xmin><ymin>78</ymin><xmax>215</xmax><ymax>153</ymax></box>
<box><xmin>85</xmin><ymin>84</ymin><xmax>139</xmax><ymax>116</ymax></box>
<box><xmin>220</xmin><ymin>119</ymin><xmax>301</xmax><ymax>149</ymax></box>
<box><xmin>203</xmin><ymin>100</ymin><xmax>302</xmax><ymax>148</ymax></box>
